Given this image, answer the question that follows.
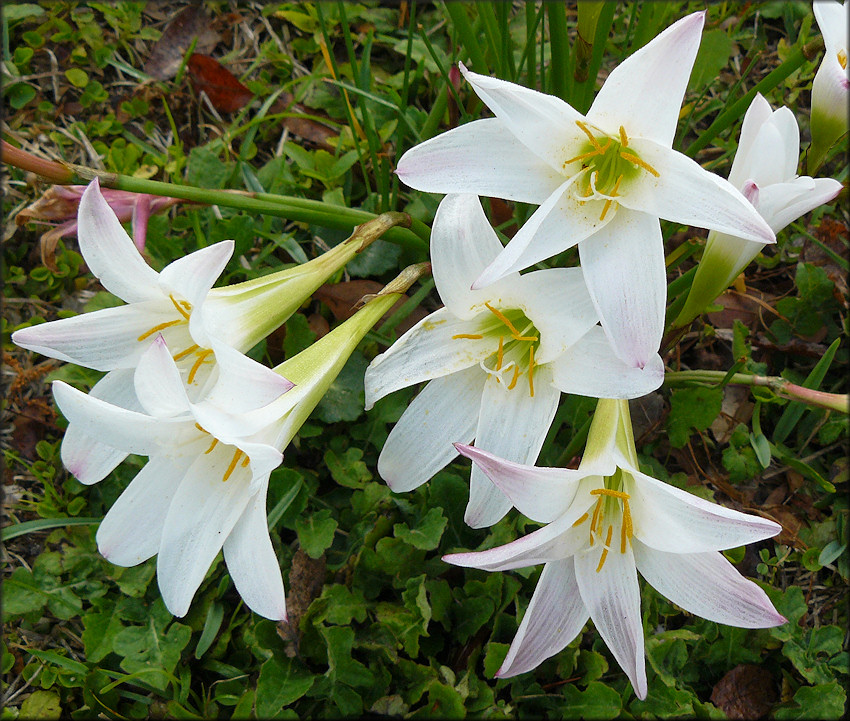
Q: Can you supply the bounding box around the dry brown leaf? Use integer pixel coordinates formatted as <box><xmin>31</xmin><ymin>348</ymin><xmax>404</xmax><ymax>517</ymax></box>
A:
<box><xmin>711</xmin><ymin>385</ymin><xmax>754</xmax><ymax>444</ymax></box>
<box><xmin>144</xmin><ymin>4</ymin><xmax>220</xmax><ymax>80</ymax></box>
<box><xmin>277</xmin><ymin>549</ymin><xmax>326</xmax><ymax>656</ymax></box>
<box><xmin>710</xmin><ymin>664</ymin><xmax>777</xmax><ymax>719</ymax></box>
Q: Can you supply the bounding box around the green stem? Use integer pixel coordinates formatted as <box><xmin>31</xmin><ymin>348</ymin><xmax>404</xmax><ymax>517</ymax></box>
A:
<box><xmin>664</xmin><ymin>370</ymin><xmax>849</xmax><ymax>414</ymax></box>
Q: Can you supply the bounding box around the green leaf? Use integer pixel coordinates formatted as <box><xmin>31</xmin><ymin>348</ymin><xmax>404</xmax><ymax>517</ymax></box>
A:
<box><xmin>561</xmin><ymin>681</ymin><xmax>622</xmax><ymax>719</ymax></box>
<box><xmin>322</xmin><ymin>626</ymin><xmax>374</xmax><ymax>688</ymax></box>
<box><xmin>282</xmin><ymin>313</ymin><xmax>316</xmax><ymax>358</ymax></box>
<box><xmin>394</xmin><ymin>507</ymin><xmax>448</xmax><ymax>550</ymax></box>
<box><xmin>295</xmin><ymin>508</ymin><xmax>338</xmax><ymax>558</ymax></box>
<box><xmin>666</xmin><ymin>386</ymin><xmax>723</xmax><ymax>448</ymax></box>
<box><xmin>255</xmin><ymin>657</ymin><xmax>315</xmax><ymax>716</ymax></box>
<box><xmin>749</xmin><ymin>431</ymin><xmax>772</xmax><ymax>468</ymax></box>
<box><xmin>318</xmin><ymin>584</ymin><xmax>368</xmax><ymax>625</ymax></box>
<box><xmin>819</xmin><ymin>540</ymin><xmax>847</xmax><ymax>567</ymax></box>
<box><xmin>186</xmin><ymin>146</ymin><xmax>232</xmax><ymax>189</ymax></box>
<box><xmin>483</xmin><ymin>642</ymin><xmax>509</xmax><ymax>678</ymax></box>
<box><xmin>65</xmin><ymin>68</ymin><xmax>89</xmax><ymax>87</ymax></box>
<box><xmin>19</xmin><ymin>690</ymin><xmax>62</xmax><ymax>720</ymax></box>
<box><xmin>5</xmin><ymin>82</ymin><xmax>37</xmax><ymax>109</ymax></box>
<box><xmin>194</xmin><ymin>602</ymin><xmax>224</xmax><ymax>659</ymax></box>
<box><xmin>346</xmin><ymin>238</ymin><xmax>402</xmax><ymax>277</ymax></box>
<box><xmin>82</xmin><ymin>604</ymin><xmax>124</xmax><ymax>663</ymax></box>
<box><xmin>2</xmin><ymin>566</ymin><xmax>82</xmax><ymax>620</ymax></box>
<box><xmin>688</xmin><ymin>29</ymin><xmax>733</xmax><ymax>90</ymax></box>
<box><xmin>774</xmin><ymin>681</ymin><xmax>847</xmax><ymax>720</ymax></box>
<box><xmin>325</xmin><ymin>447</ymin><xmax>372</xmax><ymax>488</ymax></box>
<box><xmin>315</xmin><ymin>350</ymin><xmax>368</xmax><ymax>423</ymax></box>
<box><xmin>4</xmin><ymin>3</ymin><xmax>45</xmax><ymax>22</ymax></box>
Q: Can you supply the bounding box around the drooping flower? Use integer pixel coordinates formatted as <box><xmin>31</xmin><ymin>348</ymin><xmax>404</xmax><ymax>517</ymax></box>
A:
<box><xmin>51</xmin><ymin>283</ymin><xmax>414</xmax><ymax>619</ymax></box>
<box><xmin>444</xmin><ymin>399</ymin><xmax>786</xmax><ymax>698</ymax></box>
<box><xmin>809</xmin><ymin>0</ymin><xmax>849</xmax><ymax>173</ymax></box>
<box><xmin>396</xmin><ymin>11</ymin><xmax>775</xmax><ymax>368</ymax></box>
<box><xmin>675</xmin><ymin>93</ymin><xmax>843</xmax><ymax>328</ymax></box>
<box><xmin>365</xmin><ymin>195</ymin><xmax>664</xmax><ymax>528</ymax></box>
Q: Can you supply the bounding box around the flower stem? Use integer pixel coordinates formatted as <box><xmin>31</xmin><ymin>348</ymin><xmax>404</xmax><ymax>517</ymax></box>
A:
<box><xmin>664</xmin><ymin>370</ymin><xmax>849</xmax><ymax>414</ymax></box>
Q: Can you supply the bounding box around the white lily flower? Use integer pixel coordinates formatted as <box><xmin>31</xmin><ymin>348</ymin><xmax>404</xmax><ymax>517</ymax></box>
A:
<box><xmin>13</xmin><ymin>179</ymin><xmax>396</xmax><ymax>484</ymax></box>
<box><xmin>51</xmin><ymin>288</ymin><xmax>407</xmax><ymax>619</ymax></box>
<box><xmin>364</xmin><ymin>195</ymin><xmax>663</xmax><ymax>529</ymax></box>
<box><xmin>444</xmin><ymin>399</ymin><xmax>786</xmax><ymax>699</ymax></box>
<box><xmin>396</xmin><ymin>11</ymin><xmax>776</xmax><ymax>368</ymax></box>
<box><xmin>676</xmin><ymin>93</ymin><xmax>843</xmax><ymax>327</ymax></box>
<box><xmin>809</xmin><ymin>0</ymin><xmax>849</xmax><ymax>173</ymax></box>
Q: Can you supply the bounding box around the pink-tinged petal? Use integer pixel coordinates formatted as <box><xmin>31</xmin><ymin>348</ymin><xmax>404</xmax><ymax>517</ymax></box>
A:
<box><xmin>633</xmin><ymin>544</ymin><xmax>787</xmax><ymax>628</ymax></box>
<box><xmin>158</xmin><ymin>240</ymin><xmax>234</xmax><ymax>309</ymax></box>
<box><xmin>431</xmin><ymin>194</ymin><xmax>517</xmax><ymax>318</ymax></box>
<box><xmin>455</xmin><ymin>443</ymin><xmax>589</xmax><ymax>524</ymax></box>
<box><xmin>757</xmin><ymin>178</ymin><xmax>843</xmax><ymax>232</ymax></box>
<box><xmin>11</xmin><ymin>301</ymin><xmax>173</xmax><ymax>371</ymax></box>
<box><xmin>396</xmin><ymin>117</ymin><xmax>564</xmax><ymax>203</ymax></box>
<box><xmin>223</xmin><ymin>480</ymin><xmax>287</xmax><ymax>620</ymax></box>
<box><xmin>472</xmin><ymin>175</ymin><xmax>611</xmax><ymax>289</ymax></box>
<box><xmin>575</xmin><ymin>535</ymin><xmax>647</xmax><ymax>699</ymax></box>
<box><xmin>60</xmin><ymin>368</ymin><xmax>139</xmax><ymax>484</ymax></box>
<box><xmin>131</xmin><ymin>195</ymin><xmax>151</xmax><ymax>252</ymax></box>
<box><xmin>497</xmin><ymin>559</ymin><xmax>590</xmax><ymax>677</ymax></box>
<box><xmin>550</xmin><ymin>326</ymin><xmax>665</xmax><ymax>399</ymax></box>
<box><xmin>52</xmin><ymin>380</ymin><xmax>195</xmax><ymax>456</ymax></box>
<box><xmin>460</xmin><ymin>63</ymin><xmax>587</xmax><ymax>171</ymax></box>
<box><xmin>465</xmin><ymin>367</ymin><xmax>561</xmax><ymax>528</ymax></box>
<box><xmin>377</xmin><ymin>367</ymin><xmax>485</xmax><ymax>492</ymax></box>
<box><xmin>622</xmin><ymin>139</ymin><xmax>776</xmax><ymax>243</ymax></box>
<box><xmin>77</xmin><ymin>179</ymin><xmax>161</xmax><ymax>303</ymax></box>
<box><xmin>134</xmin><ymin>336</ymin><xmax>190</xmax><ymax>418</ymax></box>
<box><xmin>728</xmin><ymin>94</ymin><xmax>773</xmax><ymax>184</ymax></box>
<box><xmin>364</xmin><ymin>308</ymin><xmax>493</xmax><ymax>407</ymax></box>
<box><xmin>157</xmin><ymin>447</ymin><xmax>255</xmax><ymax>617</ymax></box>
<box><xmin>626</xmin><ymin>469</ymin><xmax>781</xmax><ymax>553</ymax></box>
<box><xmin>587</xmin><ymin>11</ymin><xmax>705</xmax><ymax>147</ymax></box>
<box><xmin>96</xmin><ymin>452</ymin><xmax>194</xmax><ymax>566</ymax></box>
<box><xmin>202</xmin><ymin>339</ymin><xmax>294</xmax><ymax>413</ymax></box>
<box><xmin>578</xmin><ymin>210</ymin><xmax>666</xmax><ymax>369</ymax></box>
<box><xmin>731</xmin><ymin>117</ymin><xmax>796</xmax><ymax>190</ymax></box>
<box><xmin>444</xmin><ymin>514</ymin><xmax>588</xmax><ymax>572</ymax></box>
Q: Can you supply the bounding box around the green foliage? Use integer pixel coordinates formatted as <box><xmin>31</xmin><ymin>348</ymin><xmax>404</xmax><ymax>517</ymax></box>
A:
<box><xmin>666</xmin><ymin>386</ymin><xmax>723</xmax><ymax>448</ymax></box>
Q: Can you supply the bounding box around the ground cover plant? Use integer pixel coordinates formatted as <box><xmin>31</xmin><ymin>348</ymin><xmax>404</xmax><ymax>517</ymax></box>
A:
<box><xmin>2</xmin><ymin>1</ymin><xmax>848</xmax><ymax>718</ymax></box>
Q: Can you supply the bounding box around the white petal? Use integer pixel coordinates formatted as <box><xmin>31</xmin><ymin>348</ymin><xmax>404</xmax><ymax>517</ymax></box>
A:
<box><xmin>550</xmin><ymin>326</ymin><xmax>665</xmax><ymax>399</ymax></box>
<box><xmin>633</xmin><ymin>544</ymin><xmax>786</xmax><ymax>628</ymax></box>
<box><xmin>77</xmin><ymin>179</ymin><xmax>161</xmax><ymax>303</ymax></box>
<box><xmin>578</xmin><ymin>211</ymin><xmax>666</xmax><ymax>369</ymax></box>
<box><xmin>461</xmin><ymin>64</ymin><xmax>587</xmax><ymax>171</ymax></box>
<box><xmin>626</xmin><ymin>468</ymin><xmax>781</xmax><ymax>553</ymax></box>
<box><xmin>60</xmin><ymin>369</ymin><xmax>139</xmax><ymax>484</ymax></box>
<box><xmin>757</xmin><ymin>178</ymin><xmax>843</xmax><ymax>232</ymax></box>
<box><xmin>11</xmin><ymin>301</ymin><xmax>173</xmax><ymax>371</ymax></box>
<box><xmin>134</xmin><ymin>336</ymin><xmax>191</xmax><ymax>418</ymax></box>
<box><xmin>728</xmin><ymin>93</ymin><xmax>773</xmax><ymax>183</ymax></box>
<box><xmin>157</xmin><ymin>448</ymin><xmax>254</xmax><ymax>617</ymax></box>
<box><xmin>587</xmin><ymin>11</ymin><xmax>705</xmax><ymax>147</ymax></box>
<box><xmin>396</xmin><ymin>118</ymin><xmax>564</xmax><ymax>203</ymax></box>
<box><xmin>430</xmin><ymin>194</ymin><xmax>517</xmax><ymax>318</ymax></box>
<box><xmin>364</xmin><ymin>308</ymin><xmax>493</xmax><ymax>407</ymax></box>
<box><xmin>223</xmin><ymin>480</ymin><xmax>287</xmax><ymax>620</ymax></box>
<box><xmin>575</xmin><ymin>536</ymin><xmax>647</xmax><ymax>699</ymax></box>
<box><xmin>623</xmin><ymin>139</ymin><xmax>776</xmax><ymax>243</ymax></box>
<box><xmin>465</xmin><ymin>367</ymin><xmax>561</xmax><ymax>527</ymax></box>
<box><xmin>444</xmin><ymin>513</ymin><xmax>588</xmax><ymax>572</ymax></box>
<box><xmin>377</xmin><ymin>368</ymin><xmax>485</xmax><ymax>492</ymax></box>
<box><xmin>455</xmin><ymin>443</ymin><xmax>590</xmax><ymax>523</ymax></box>
<box><xmin>497</xmin><ymin>559</ymin><xmax>590</xmax><ymax>677</ymax></box>
<box><xmin>472</xmin><ymin>175</ymin><xmax>612</xmax><ymax>289</ymax></box>
<box><xmin>96</xmin><ymin>452</ymin><xmax>194</xmax><ymax>566</ymax></box>
<box><xmin>158</xmin><ymin>240</ymin><xmax>234</xmax><ymax>309</ymax></box>
<box><xmin>52</xmin><ymin>381</ymin><xmax>195</xmax><ymax>456</ymax></box>
<box><xmin>730</xmin><ymin>118</ymin><xmax>792</xmax><ymax>189</ymax></box>
<box><xmin>813</xmin><ymin>1</ymin><xmax>848</xmax><ymax>56</ymax></box>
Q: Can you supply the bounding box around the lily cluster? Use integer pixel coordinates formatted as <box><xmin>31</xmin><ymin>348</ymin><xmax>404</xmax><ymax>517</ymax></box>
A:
<box><xmin>364</xmin><ymin>7</ymin><xmax>842</xmax><ymax>699</ymax></box>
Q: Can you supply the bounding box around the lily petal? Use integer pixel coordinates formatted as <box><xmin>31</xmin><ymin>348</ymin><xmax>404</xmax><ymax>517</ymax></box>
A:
<box><xmin>633</xmin><ymin>544</ymin><xmax>787</xmax><ymax>628</ymax></box>
<box><xmin>550</xmin><ymin>326</ymin><xmax>665</xmax><ymax>398</ymax></box>
<box><xmin>587</xmin><ymin>11</ymin><xmax>705</xmax><ymax>147</ymax></box>
<box><xmin>497</xmin><ymin>559</ymin><xmax>590</xmax><ymax>677</ymax></box>
<box><xmin>377</xmin><ymin>367</ymin><xmax>485</xmax><ymax>492</ymax></box>
<box><xmin>77</xmin><ymin>179</ymin><xmax>161</xmax><ymax>303</ymax></box>
<box><xmin>575</xmin><ymin>535</ymin><xmax>647</xmax><ymax>699</ymax></box>
<box><xmin>158</xmin><ymin>240</ymin><xmax>234</xmax><ymax>309</ymax></box>
<box><xmin>396</xmin><ymin>118</ymin><xmax>564</xmax><ymax>203</ymax></box>
<box><xmin>757</xmin><ymin>178</ymin><xmax>843</xmax><ymax>232</ymax></box>
<box><xmin>465</xmin><ymin>366</ymin><xmax>561</xmax><ymax>527</ymax></box>
<box><xmin>729</xmin><ymin>94</ymin><xmax>773</xmax><ymax>183</ymax></box>
<box><xmin>134</xmin><ymin>336</ymin><xmax>191</xmax><ymax>418</ymax></box>
<box><xmin>626</xmin><ymin>468</ymin><xmax>781</xmax><ymax>552</ymax></box>
<box><xmin>578</xmin><ymin>210</ymin><xmax>666</xmax><ymax>369</ymax></box>
<box><xmin>223</xmin><ymin>480</ymin><xmax>287</xmax><ymax>620</ymax></box>
<box><xmin>96</xmin><ymin>452</ymin><xmax>194</xmax><ymax>566</ymax></box>
<box><xmin>364</xmin><ymin>308</ymin><xmax>493</xmax><ymax>407</ymax></box>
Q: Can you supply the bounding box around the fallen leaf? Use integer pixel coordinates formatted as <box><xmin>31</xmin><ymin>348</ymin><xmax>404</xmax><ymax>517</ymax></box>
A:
<box><xmin>711</xmin><ymin>385</ymin><xmax>754</xmax><ymax>444</ymax></box>
<box><xmin>278</xmin><ymin>549</ymin><xmax>326</xmax><ymax>656</ymax></box>
<box><xmin>187</xmin><ymin>54</ymin><xmax>253</xmax><ymax>113</ymax></box>
<box><xmin>710</xmin><ymin>664</ymin><xmax>777</xmax><ymax>719</ymax></box>
<box><xmin>144</xmin><ymin>4</ymin><xmax>220</xmax><ymax>80</ymax></box>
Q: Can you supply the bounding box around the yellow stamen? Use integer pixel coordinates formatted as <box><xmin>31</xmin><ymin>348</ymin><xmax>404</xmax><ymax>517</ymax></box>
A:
<box><xmin>496</xmin><ymin>335</ymin><xmax>504</xmax><ymax>371</ymax></box>
<box><xmin>572</xmin><ymin>512</ymin><xmax>589</xmax><ymax>527</ymax></box>
<box><xmin>619</xmin><ymin>151</ymin><xmax>660</xmax><ymax>177</ymax></box>
<box><xmin>839</xmin><ymin>49</ymin><xmax>847</xmax><ymax>70</ymax></box>
<box><xmin>485</xmin><ymin>302</ymin><xmax>526</xmax><ymax>339</ymax></box>
<box><xmin>241</xmin><ymin>455</ymin><xmax>251</xmax><ymax>467</ymax></box>
<box><xmin>590</xmin><ymin>497</ymin><xmax>603</xmax><ymax>536</ymax></box>
<box><xmin>205</xmin><ymin>438</ymin><xmax>219</xmax><ymax>454</ymax></box>
<box><xmin>598</xmin><ymin>175</ymin><xmax>623</xmax><ymax>221</ymax></box>
<box><xmin>599</xmin><ymin>198</ymin><xmax>614</xmax><ymax>221</ymax></box>
<box><xmin>596</xmin><ymin>524</ymin><xmax>614</xmax><ymax>572</ymax></box>
<box><xmin>528</xmin><ymin>344</ymin><xmax>535</xmax><ymax>397</ymax></box>
<box><xmin>187</xmin><ymin>349</ymin><xmax>214</xmax><ymax>384</ymax></box>
<box><xmin>172</xmin><ymin>344</ymin><xmax>199</xmax><ymax>362</ymax></box>
<box><xmin>576</xmin><ymin>120</ymin><xmax>604</xmax><ymax>151</ymax></box>
<box><xmin>223</xmin><ymin>449</ymin><xmax>244</xmax><ymax>482</ymax></box>
<box><xmin>170</xmin><ymin>295</ymin><xmax>192</xmax><ymax>320</ymax></box>
<box><xmin>137</xmin><ymin>319</ymin><xmax>182</xmax><ymax>342</ymax></box>
<box><xmin>194</xmin><ymin>423</ymin><xmax>207</xmax><ymax>433</ymax></box>
<box><xmin>590</xmin><ymin>488</ymin><xmax>630</xmax><ymax>499</ymax></box>
<box><xmin>507</xmin><ymin>364</ymin><xmax>521</xmax><ymax>390</ymax></box>
<box><xmin>452</xmin><ymin>333</ymin><xmax>484</xmax><ymax>340</ymax></box>
<box><xmin>564</xmin><ymin>149</ymin><xmax>604</xmax><ymax>166</ymax></box>
<box><xmin>619</xmin><ymin>125</ymin><xmax>629</xmax><ymax>147</ymax></box>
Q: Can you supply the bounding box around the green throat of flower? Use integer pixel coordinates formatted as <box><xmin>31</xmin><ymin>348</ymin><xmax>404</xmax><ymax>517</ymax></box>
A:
<box><xmin>571</xmin><ymin>470</ymin><xmax>635</xmax><ymax>572</ymax></box>
<box><xmin>565</xmin><ymin>120</ymin><xmax>660</xmax><ymax>221</ymax></box>
<box><xmin>452</xmin><ymin>303</ymin><xmax>541</xmax><ymax>397</ymax></box>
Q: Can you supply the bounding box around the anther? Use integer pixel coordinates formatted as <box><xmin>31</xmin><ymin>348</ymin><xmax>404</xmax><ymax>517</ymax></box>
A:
<box><xmin>452</xmin><ymin>333</ymin><xmax>484</xmax><ymax>340</ymax></box>
<box><xmin>576</xmin><ymin>120</ymin><xmax>604</xmax><ymax>151</ymax></box>
<box><xmin>205</xmin><ymin>438</ymin><xmax>219</xmax><ymax>454</ymax></box>
<box><xmin>619</xmin><ymin>151</ymin><xmax>660</xmax><ymax>177</ymax></box>
<box><xmin>172</xmin><ymin>344</ymin><xmax>199</xmax><ymax>361</ymax></box>
<box><xmin>572</xmin><ymin>512</ymin><xmax>589</xmax><ymax>527</ymax></box>
<box><xmin>618</xmin><ymin>126</ymin><xmax>629</xmax><ymax>147</ymax></box>
<box><xmin>485</xmin><ymin>302</ymin><xmax>527</xmax><ymax>339</ymax></box>
<box><xmin>839</xmin><ymin>49</ymin><xmax>847</xmax><ymax>70</ymax></box>
<box><xmin>169</xmin><ymin>295</ymin><xmax>192</xmax><ymax>320</ymax></box>
<box><xmin>528</xmin><ymin>345</ymin><xmax>535</xmax><ymax>397</ymax></box>
<box><xmin>496</xmin><ymin>336</ymin><xmax>504</xmax><ymax>371</ymax></box>
<box><xmin>223</xmin><ymin>449</ymin><xmax>244</xmax><ymax>482</ymax></box>
<box><xmin>187</xmin><ymin>349</ymin><xmax>214</xmax><ymax>384</ymax></box>
<box><xmin>137</xmin><ymin>319</ymin><xmax>183</xmax><ymax>342</ymax></box>
<box><xmin>596</xmin><ymin>524</ymin><xmax>614</xmax><ymax>572</ymax></box>
<box><xmin>507</xmin><ymin>365</ymin><xmax>521</xmax><ymax>390</ymax></box>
